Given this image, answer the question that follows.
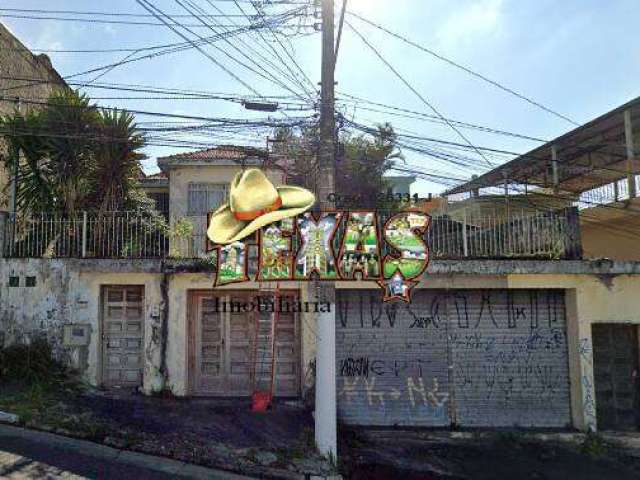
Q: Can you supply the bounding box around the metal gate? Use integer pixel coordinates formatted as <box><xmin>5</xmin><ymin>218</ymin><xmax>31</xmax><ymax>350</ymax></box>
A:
<box><xmin>189</xmin><ymin>290</ymin><xmax>301</xmax><ymax>397</ymax></box>
<box><xmin>336</xmin><ymin>289</ymin><xmax>571</xmax><ymax>427</ymax></box>
<box><xmin>592</xmin><ymin>324</ymin><xmax>640</xmax><ymax>431</ymax></box>
<box><xmin>101</xmin><ymin>285</ymin><xmax>145</xmax><ymax>388</ymax></box>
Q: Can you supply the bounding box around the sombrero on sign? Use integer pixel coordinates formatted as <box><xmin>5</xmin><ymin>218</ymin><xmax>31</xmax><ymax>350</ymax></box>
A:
<box><xmin>207</xmin><ymin>168</ymin><xmax>316</xmax><ymax>245</ymax></box>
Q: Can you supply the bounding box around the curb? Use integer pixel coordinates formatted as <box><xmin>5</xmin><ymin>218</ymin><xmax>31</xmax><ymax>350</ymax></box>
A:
<box><xmin>0</xmin><ymin>424</ymin><xmax>280</xmax><ymax>479</ymax></box>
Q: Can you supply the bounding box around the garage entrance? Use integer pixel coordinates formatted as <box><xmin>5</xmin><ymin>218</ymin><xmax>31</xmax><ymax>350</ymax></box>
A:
<box><xmin>101</xmin><ymin>285</ymin><xmax>145</xmax><ymax>388</ymax></box>
<box><xmin>188</xmin><ymin>290</ymin><xmax>301</xmax><ymax>397</ymax></box>
<box><xmin>592</xmin><ymin>324</ymin><xmax>640</xmax><ymax>430</ymax></box>
<box><xmin>336</xmin><ymin>289</ymin><xmax>571</xmax><ymax>428</ymax></box>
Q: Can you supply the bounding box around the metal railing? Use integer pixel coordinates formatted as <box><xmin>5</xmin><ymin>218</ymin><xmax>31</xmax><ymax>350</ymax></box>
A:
<box><xmin>1</xmin><ymin>207</ymin><xmax>582</xmax><ymax>260</ymax></box>
<box><xmin>425</xmin><ymin>207</ymin><xmax>582</xmax><ymax>260</ymax></box>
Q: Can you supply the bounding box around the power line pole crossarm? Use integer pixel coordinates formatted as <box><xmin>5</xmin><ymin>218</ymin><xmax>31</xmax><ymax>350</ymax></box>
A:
<box><xmin>315</xmin><ymin>0</ymin><xmax>338</xmax><ymax>461</ymax></box>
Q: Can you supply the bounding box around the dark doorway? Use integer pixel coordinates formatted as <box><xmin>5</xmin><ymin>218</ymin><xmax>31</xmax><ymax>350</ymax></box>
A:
<box><xmin>592</xmin><ymin>324</ymin><xmax>640</xmax><ymax>430</ymax></box>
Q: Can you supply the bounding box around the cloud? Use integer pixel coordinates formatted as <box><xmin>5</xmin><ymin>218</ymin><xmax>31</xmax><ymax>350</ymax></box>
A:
<box><xmin>436</xmin><ymin>0</ymin><xmax>504</xmax><ymax>47</ymax></box>
<box><xmin>32</xmin><ymin>24</ymin><xmax>64</xmax><ymax>51</ymax></box>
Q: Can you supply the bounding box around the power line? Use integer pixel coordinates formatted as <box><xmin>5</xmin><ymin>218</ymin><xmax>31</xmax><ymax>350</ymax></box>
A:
<box><xmin>236</xmin><ymin>0</ymin><xmax>317</xmax><ymax>96</ymax></box>
<box><xmin>0</xmin><ymin>13</ymin><xmax>279</xmax><ymax>28</ymax></box>
<box><xmin>336</xmin><ymin>91</ymin><xmax>549</xmax><ymax>143</ymax></box>
<box><xmin>0</xmin><ymin>7</ymin><xmax>281</xmax><ymax>18</ymax></box>
<box><xmin>347</xmin><ymin>10</ymin><xmax>580</xmax><ymax>127</ymax></box>
<box><xmin>134</xmin><ymin>0</ymin><xmax>261</xmax><ymax>96</ymax></box>
<box><xmin>345</xmin><ymin>21</ymin><xmax>495</xmax><ymax>168</ymax></box>
<box><xmin>0</xmin><ymin>95</ymin><xmax>315</xmax><ymax>125</ymax></box>
<box><xmin>172</xmin><ymin>0</ymin><xmax>313</xmax><ymax>103</ymax></box>
<box><xmin>194</xmin><ymin>0</ymin><xmax>315</xmax><ymax>101</ymax></box>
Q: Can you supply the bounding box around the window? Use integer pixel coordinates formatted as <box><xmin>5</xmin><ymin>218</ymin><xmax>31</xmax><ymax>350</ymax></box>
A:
<box><xmin>187</xmin><ymin>183</ymin><xmax>228</xmax><ymax>215</ymax></box>
<box><xmin>25</xmin><ymin>276</ymin><xmax>36</xmax><ymax>287</ymax></box>
<box><xmin>148</xmin><ymin>192</ymin><xmax>169</xmax><ymax>217</ymax></box>
<box><xmin>8</xmin><ymin>276</ymin><xmax>19</xmax><ymax>287</ymax></box>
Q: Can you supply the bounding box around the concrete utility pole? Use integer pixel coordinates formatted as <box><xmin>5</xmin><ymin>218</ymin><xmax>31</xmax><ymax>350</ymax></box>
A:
<box><xmin>315</xmin><ymin>0</ymin><xmax>337</xmax><ymax>460</ymax></box>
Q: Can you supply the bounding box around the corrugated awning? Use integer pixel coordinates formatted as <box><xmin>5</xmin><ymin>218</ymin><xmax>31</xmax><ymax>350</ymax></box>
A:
<box><xmin>446</xmin><ymin>96</ymin><xmax>640</xmax><ymax>195</ymax></box>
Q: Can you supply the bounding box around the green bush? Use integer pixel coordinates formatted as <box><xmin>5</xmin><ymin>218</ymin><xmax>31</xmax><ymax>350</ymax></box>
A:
<box><xmin>0</xmin><ymin>337</ymin><xmax>67</xmax><ymax>384</ymax></box>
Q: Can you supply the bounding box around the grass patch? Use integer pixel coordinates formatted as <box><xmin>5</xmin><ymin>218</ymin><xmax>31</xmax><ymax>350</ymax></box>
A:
<box><xmin>0</xmin><ymin>337</ymin><xmax>107</xmax><ymax>440</ymax></box>
<box><xmin>580</xmin><ymin>432</ymin><xmax>609</xmax><ymax>458</ymax></box>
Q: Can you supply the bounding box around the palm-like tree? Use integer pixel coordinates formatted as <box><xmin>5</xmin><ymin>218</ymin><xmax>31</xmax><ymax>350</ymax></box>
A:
<box><xmin>90</xmin><ymin>109</ymin><xmax>146</xmax><ymax>214</ymax></box>
<box><xmin>1</xmin><ymin>90</ymin><xmax>147</xmax><ymax>216</ymax></box>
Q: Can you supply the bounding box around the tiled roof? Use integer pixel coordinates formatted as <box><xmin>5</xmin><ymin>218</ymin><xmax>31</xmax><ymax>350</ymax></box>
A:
<box><xmin>158</xmin><ymin>145</ymin><xmax>265</xmax><ymax>162</ymax></box>
<box><xmin>145</xmin><ymin>171</ymin><xmax>168</xmax><ymax>179</ymax></box>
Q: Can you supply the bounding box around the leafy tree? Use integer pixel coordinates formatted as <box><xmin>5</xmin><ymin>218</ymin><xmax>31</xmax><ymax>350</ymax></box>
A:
<box><xmin>272</xmin><ymin>123</ymin><xmax>403</xmax><ymax>210</ymax></box>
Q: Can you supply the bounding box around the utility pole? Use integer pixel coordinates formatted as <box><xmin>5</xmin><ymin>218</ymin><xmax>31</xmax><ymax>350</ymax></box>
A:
<box><xmin>315</xmin><ymin>0</ymin><xmax>337</xmax><ymax>460</ymax></box>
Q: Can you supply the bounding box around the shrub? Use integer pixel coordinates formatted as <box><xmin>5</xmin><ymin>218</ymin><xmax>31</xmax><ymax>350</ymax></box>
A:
<box><xmin>0</xmin><ymin>337</ymin><xmax>67</xmax><ymax>384</ymax></box>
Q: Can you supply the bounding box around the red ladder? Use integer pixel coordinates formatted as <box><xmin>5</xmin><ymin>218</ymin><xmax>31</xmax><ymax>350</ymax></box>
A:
<box><xmin>251</xmin><ymin>282</ymin><xmax>280</xmax><ymax>412</ymax></box>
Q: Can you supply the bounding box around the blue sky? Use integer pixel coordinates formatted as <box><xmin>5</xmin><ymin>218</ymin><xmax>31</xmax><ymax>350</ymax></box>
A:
<box><xmin>3</xmin><ymin>0</ymin><xmax>640</xmax><ymax>194</ymax></box>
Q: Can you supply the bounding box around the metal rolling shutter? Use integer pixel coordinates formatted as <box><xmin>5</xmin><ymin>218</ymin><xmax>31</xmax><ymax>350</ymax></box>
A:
<box><xmin>335</xmin><ymin>289</ymin><xmax>571</xmax><ymax>428</ymax></box>
<box><xmin>451</xmin><ymin>289</ymin><xmax>570</xmax><ymax>427</ymax></box>
<box><xmin>336</xmin><ymin>290</ymin><xmax>451</xmax><ymax>426</ymax></box>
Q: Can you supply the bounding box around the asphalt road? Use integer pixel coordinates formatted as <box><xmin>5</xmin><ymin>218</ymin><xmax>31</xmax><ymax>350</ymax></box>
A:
<box><xmin>0</xmin><ymin>424</ymin><xmax>252</xmax><ymax>480</ymax></box>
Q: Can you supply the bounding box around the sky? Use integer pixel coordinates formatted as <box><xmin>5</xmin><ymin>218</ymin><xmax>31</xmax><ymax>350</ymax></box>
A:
<box><xmin>2</xmin><ymin>0</ymin><xmax>640</xmax><ymax>196</ymax></box>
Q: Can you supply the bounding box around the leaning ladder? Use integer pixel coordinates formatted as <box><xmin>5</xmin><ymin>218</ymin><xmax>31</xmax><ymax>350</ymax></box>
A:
<box><xmin>251</xmin><ymin>282</ymin><xmax>280</xmax><ymax>411</ymax></box>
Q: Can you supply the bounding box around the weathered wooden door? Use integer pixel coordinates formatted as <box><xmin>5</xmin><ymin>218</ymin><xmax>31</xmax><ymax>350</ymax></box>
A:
<box><xmin>102</xmin><ymin>286</ymin><xmax>144</xmax><ymax>388</ymax></box>
<box><xmin>190</xmin><ymin>290</ymin><xmax>300</xmax><ymax>397</ymax></box>
<box><xmin>592</xmin><ymin>324</ymin><xmax>640</xmax><ymax>430</ymax></box>
<box><xmin>273</xmin><ymin>293</ymin><xmax>301</xmax><ymax>397</ymax></box>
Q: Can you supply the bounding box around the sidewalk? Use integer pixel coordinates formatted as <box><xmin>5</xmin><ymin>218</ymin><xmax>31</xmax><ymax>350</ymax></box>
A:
<box><xmin>0</xmin><ymin>424</ymin><xmax>256</xmax><ymax>479</ymax></box>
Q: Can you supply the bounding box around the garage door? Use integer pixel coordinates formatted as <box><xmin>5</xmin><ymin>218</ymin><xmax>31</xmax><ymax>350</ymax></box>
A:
<box><xmin>102</xmin><ymin>285</ymin><xmax>144</xmax><ymax>388</ymax></box>
<box><xmin>189</xmin><ymin>290</ymin><xmax>301</xmax><ymax>397</ymax></box>
<box><xmin>336</xmin><ymin>289</ymin><xmax>571</xmax><ymax>427</ymax></box>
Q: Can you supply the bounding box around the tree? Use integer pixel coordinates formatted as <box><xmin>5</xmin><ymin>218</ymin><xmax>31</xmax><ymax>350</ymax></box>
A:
<box><xmin>0</xmin><ymin>89</ymin><xmax>147</xmax><ymax>216</ymax></box>
<box><xmin>89</xmin><ymin>109</ymin><xmax>146</xmax><ymax>213</ymax></box>
<box><xmin>272</xmin><ymin>122</ymin><xmax>403</xmax><ymax>210</ymax></box>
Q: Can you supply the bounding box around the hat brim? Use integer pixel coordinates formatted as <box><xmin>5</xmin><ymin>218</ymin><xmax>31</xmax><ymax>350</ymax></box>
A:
<box><xmin>207</xmin><ymin>185</ymin><xmax>315</xmax><ymax>244</ymax></box>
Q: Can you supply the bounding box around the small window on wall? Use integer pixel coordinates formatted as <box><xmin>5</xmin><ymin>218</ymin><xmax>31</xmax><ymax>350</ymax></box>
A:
<box><xmin>187</xmin><ymin>183</ymin><xmax>228</xmax><ymax>215</ymax></box>
<box><xmin>26</xmin><ymin>276</ymin><xmax>36</xmax><ymax>287</ymax></box>
<box><xmin>8</xmin><ymin>276</ymin><xmax>19</xmax><ymax>287</ymax></box>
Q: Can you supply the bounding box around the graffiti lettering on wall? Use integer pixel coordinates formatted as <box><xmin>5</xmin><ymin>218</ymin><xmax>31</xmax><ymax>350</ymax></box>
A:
<box><xmin>338</xmin><ymin>376</ymin><xmax>449</xmax><ymax>410</ymax></box>
<box><xmin>336</xmin><ymin>290</ymin><xmax>571</xmax><ymax>426</ymax></box>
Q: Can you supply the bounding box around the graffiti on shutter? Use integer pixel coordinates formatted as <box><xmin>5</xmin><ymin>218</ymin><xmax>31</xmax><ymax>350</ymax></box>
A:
<box><xmin>336</xmin><ymin>289</ymin><xmax>571</xmax><ymax>427</ymax></box>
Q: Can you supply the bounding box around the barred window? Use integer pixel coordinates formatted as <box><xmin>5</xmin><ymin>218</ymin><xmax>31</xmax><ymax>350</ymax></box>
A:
<box><xmin>187</xmin><ymin>183</ymin><xmax>228</xmax><ymax>215</ymax></box>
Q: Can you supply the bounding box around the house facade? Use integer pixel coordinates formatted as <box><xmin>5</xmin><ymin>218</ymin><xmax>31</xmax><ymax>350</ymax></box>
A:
<box><xmin>2</xmin><ymin>98</ymin><xmax>640</xmax><ymax>438</ymax></box>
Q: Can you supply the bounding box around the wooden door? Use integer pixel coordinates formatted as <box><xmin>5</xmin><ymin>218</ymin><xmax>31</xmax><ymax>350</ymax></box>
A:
<box><xmin>194</xmin><ymin>295</ymin><xmax>225</xmax><ymax>393</ymax></box>
<box><xmin>189</xmin><ymin>290</ymin><xmax>300</xmax><ymax>397</ymax></box>
<box><xmin>102</xmin><ymin>286</ymin><xmax>144</xmax><ymax>388</ymax></box>
<box><xmin>227</xmin><ymin>292</ymin><xmax>255</xmax><ymax>395</ymax></box>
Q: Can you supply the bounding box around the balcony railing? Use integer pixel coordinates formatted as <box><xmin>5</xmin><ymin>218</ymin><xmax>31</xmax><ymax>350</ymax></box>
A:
<box><xmin>1</xmin><ymin>207</ymin><xmax>582</xmax><ymax>260</ymax></box>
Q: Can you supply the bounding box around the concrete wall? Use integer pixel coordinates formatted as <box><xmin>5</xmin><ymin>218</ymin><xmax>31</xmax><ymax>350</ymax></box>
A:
<box><xmin>581</xmin><ymin>215</ymin><xmax>640</xmax><ymax>261</ymax></box>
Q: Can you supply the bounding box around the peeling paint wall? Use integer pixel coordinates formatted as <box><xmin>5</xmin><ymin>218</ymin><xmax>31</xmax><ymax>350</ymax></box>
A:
<box><xmin>0</xmin><ymin>259</ymin><xmax>73</xmax><ymax>361</ymax></box>
<box><xmin>0</xmin><ymin>259</ymin><xmax>164</xmax><ymax>392</ymax></box>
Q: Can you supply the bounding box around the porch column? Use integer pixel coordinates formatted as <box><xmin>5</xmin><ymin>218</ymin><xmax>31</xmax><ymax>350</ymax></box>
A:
<box><xmin>315</xmin><ymin>283</ymin><xmax>337</xmax><ymax>458</ymax></box>
<box><xmin>624</xmin><ymin>109</ymin><xmax>637</xmax><ymax>198</ymax></box>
